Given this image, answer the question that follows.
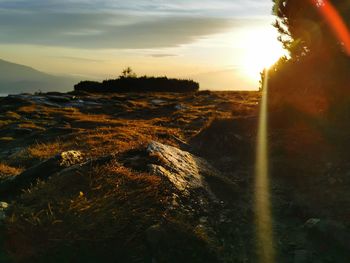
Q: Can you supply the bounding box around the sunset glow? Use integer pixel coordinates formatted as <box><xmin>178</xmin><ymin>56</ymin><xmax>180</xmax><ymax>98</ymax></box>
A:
<box><xmin>0</xmin><ymin>0</ymin><xmax>283</xmax><ymax>91</ymax></box>
<box><xmin>242</xmin><ymin>28</ymin><xmax>286</xmax><ymax>81</ymax></box>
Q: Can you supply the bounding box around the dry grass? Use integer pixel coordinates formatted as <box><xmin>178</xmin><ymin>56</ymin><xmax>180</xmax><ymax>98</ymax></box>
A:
<box><xmin>0</xmin><ymin>120</ymin><xmax>12</xmax><ymax>128</ymax></box>
<box><xmin>5</xmin><ymin>111</ymin><xmax>21</xmax><ymax>120</ymax></box>
<box><xmin>5</xmin><ymin>161</ymin><xmax>167</xmax><ymax>262</ymax></box>
<box><xmin>17</xmin><ymin>105</ymin><xmax>38</xmax><ymax>114</ymax></box>
<box><xmin>27</xmin><ymin>142</ymin><xmax>66</xmax><ymax>160</ymax></box>
<box><xmin>0</xmin><ymin>163</ymin><xmax>23</xmax><ymax>178</ymax></box>
<box><xmin>0</xmin><ymin>137</ymin><xmax>14</xmax><ymax>141</ymax></box>
<box><xmin>17</xmin><ymin>122</ymin><xmax>45</xmax><ymax>131</ymax></box>
<box><xmin>0</xmin><ymin>91</ymin><xmax>260</xmax><ymax>262</ymax></box>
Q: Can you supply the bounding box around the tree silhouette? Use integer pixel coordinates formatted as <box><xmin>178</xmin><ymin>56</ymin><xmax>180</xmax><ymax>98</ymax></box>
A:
<box><xmin>268</xmin><ymin>0</ymin><xmax>350</xmax><ymax>123</ymax></box>
<box><xmin>120</xmin><ymin>67</ymin><xmax>137</xmax><ymax>78</ymax></box>
<box><xmin>272</xmin><ymin>0</ymin><xmax>350</xmax><ymax>59</ymax></box>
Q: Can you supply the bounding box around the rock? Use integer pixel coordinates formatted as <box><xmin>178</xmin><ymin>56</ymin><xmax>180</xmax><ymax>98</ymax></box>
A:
<box><xmin>0</xmin><ymin>202</ymin><xmax>9</xmax><ymax>221</ymax></box>
<box><xmin>16</xmin><ymin>94</ymin><xmax>61</xmax><ymax>107</ymax></box>
<box><xmin>151</xmin><ymin>99</ymin><xmax>166</xmax><ymax>106</ymax></box>
<box><xmin>121</xmin><ymin>141</ymin><xmax>237</xmax><ymax>201</ymax></box>
<box><xmin>169</xmin><ymin>135</ymin><xmax>190</xmax><ymax>149</ymax></box>
<box><xmin>82</xmin><ymin>101</ymin><xmax>101</xmax><ymax>106</ymax></box>
<box><xmin>174</xmin><ymin>104</ymin><xmax>188</xmax><ymax>111</ymax></box>
<box><xmin>146</xmin><ymin>141</ymin><xmax>218</xmax><ymax>194</ymax></box>
<box><xmin>304</xmin><ymin>218</ymin><xmax>321</xmax><ymax>228</ymax></box>
<box><xmin>45</xmin><ymin>92</ymin><xmax>65</xmax><ymax>96</ymax></box>
<box><xmin>4</xmin><ymin>95</ymin><xmax>33</xmax><ymax>106</ymax></box>
<box><xmin>59</xmin><ymin>151</ymin><xmax>84</xmax><ymax>167</ymax></box>
<box><xmin>47</xmin><ymin>95</ymin><xmax>72</xmax><ymax>103</ymax></box>
<box><xmin>0</xmin><ymin>150</ymin><xmax>84</xmax><ymax>199</ymax></box>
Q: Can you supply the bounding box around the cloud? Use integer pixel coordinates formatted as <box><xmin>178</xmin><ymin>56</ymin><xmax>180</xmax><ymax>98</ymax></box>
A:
<box><xmin>0</xmin><ymin>11</ymin><xmax>238</xmax><ymax>49</ymax></box>
<box><xmin>51</xmin><ymin>56</ymin><xmax>106</xmax><ymax>62</ymax></box>
<box><xmin>0</xmin><ymin>0</ymin><xmax>272</xmax><ymax>15</ymax></box>
<box><xmin>149</xmin><ymin>54</ymin><xmax>178</xmax><ymax>58</ymax></box>
<box><xmin>0</xmin><ymin>0</ymin><xmax>274</xmax><ymax>49</ymax></box>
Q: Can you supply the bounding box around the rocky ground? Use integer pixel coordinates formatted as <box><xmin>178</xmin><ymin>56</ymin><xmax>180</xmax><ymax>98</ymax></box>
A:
<box><xmin>0</xmin><ymin>90</ymin><xmax>349</xmax><ymax>262</ymax></box>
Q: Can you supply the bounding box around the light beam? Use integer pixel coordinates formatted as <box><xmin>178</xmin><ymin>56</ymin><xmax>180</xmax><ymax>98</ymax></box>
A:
<box><xmin>254</xmin><ymin>69</ymin><xmax>275</xmax><ymax>263</ymax></box>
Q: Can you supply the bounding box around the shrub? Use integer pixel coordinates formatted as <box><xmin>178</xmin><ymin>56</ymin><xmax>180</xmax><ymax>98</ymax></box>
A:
<box><xmin>74</xmin><ymin>76</ymin><xmax>199</xmax><ymax>93</ymax></box>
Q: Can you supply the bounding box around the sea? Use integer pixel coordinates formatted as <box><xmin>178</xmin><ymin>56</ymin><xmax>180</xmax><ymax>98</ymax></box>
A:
<box><xmin>0</xmin><ymin>93</ymin><xmax>8</xmax><ymax>97</ymax></box>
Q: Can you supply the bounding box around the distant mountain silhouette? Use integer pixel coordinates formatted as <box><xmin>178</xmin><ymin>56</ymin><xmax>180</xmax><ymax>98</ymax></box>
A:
<box><xmin>0</xmin><ymin>59</ymin><xmax>77</xmax><ymax>94</ymax></box>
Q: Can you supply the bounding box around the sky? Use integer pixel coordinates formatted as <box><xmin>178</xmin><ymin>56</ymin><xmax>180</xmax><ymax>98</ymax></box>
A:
<box><xmin>0</xmin><ymin>0</ymin><xmax>286</xmax><ymax>90</ymax></box>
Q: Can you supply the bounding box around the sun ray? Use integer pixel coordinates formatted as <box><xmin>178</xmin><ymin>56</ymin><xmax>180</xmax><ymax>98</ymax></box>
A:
<box><xmin>242</xmin><ymin>28</ymin><xmax>286</xmax><ymax>81</ymax></box>
<box><xmin>255</xmin><ymin>70</ymin><xmax>275</xmax><ymax>263</ymax></box>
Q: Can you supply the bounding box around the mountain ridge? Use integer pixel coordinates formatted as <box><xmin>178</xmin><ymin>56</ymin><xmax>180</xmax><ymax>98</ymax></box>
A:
<box><xmin>0</xmin><ymin>59</ymin><xmax>78</xmax><ymax>94</ymax></box>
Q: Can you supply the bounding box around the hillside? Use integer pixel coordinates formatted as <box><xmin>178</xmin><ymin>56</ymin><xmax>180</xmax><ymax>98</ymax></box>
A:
<box><xmin>0</xmin><ymin>91</ymin><xmax>350</xmax><ymax>262</ymax></box>
<box><xmin>0</xmin><ymin>59</ymin><xmax>77</xmax><ymax>94</ymax></box>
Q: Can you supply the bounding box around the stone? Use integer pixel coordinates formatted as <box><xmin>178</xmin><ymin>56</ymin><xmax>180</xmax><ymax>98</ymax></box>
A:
<box><xmin>304</xmin><ymin>218</ymin><xmax>321</xmax><ymax>228</ymax></box>
<box><xmin>0</xmin><ymin>202</ymin><xmax>9</xmax><ymax>221</ymax></box>
<box><xmin>46</xmin><ymin>95</ymin><xmax>72</xmax><ymax>103</ymax></box>
<box><xmin>151</xmin><ymin>99</ymin><xmax>166</xmax><ymax>106</ymax></box>
<box><xmin>146</xmin><ymin>141</ymin><xmax>218</xmax><ymax>194</ymax></box>
<box><xmin>59</xmin><ymin>151</ymin><xmax>84</xmax><ymax>167</ymax></box>
<box><xmin>174</xmin><ymin>104</ymin><xmax>188</xmax><ymax>111</ymax></box>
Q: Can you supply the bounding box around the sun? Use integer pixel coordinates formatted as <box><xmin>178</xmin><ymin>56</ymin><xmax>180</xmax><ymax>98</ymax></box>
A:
<box><xmin>242</xmin><ymin>28</ymin><xmax>287</xmax><ymax>81</ymax></box>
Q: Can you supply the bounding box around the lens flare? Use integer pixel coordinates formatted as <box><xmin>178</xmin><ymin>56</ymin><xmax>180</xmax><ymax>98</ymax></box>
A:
<box><xmin>311</xmin><ymin>0</ymin><xmax>350</xmax><ymax>55</ymax></box>
<box><xmin>255</xmin><ymin>70</ymin><xmax>275</xmax><ymax>263</ymax></box>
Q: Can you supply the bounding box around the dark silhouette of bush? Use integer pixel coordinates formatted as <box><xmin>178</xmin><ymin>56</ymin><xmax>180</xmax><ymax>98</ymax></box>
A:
<box><xmin>74</xmin><ymin>76</ymin><xmax>199</xmax><ymax>93</ymax></box>
<box><xmin>267</xmin><ymin>0</ymin><xmax>350</xmax><ymax>125</ymax></box>
<box><xmin>74</xmin><ymin>81</ymin><xmax>103</xmax><ymax>92</ymax></box>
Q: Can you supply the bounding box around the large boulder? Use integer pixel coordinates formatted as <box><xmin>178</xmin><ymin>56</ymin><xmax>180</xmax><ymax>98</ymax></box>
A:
<box><xmin>123</xmin><ymin>141</ymin><xmax>237</xmax><ymax>200</ymax></box>
<box><xmin>147</xmin><ymin>141</ymin><xmax>217</xmax><ymax>194</ymax></box>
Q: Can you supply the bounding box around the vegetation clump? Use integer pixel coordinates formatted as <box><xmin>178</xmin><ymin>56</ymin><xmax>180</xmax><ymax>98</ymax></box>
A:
<box><xmin>74</xmin><ymin>67</ymin><xmax>199</xmax><ymax>93</ymax></box>
<box><xmin>267</xmin><ymin>0</ymin><xmax>350</xmax><ymax>122</ymax></box>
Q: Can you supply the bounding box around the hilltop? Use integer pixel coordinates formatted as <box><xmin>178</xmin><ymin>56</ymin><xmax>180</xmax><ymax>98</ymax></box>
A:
<box><xmin>0</xmin><ymin>90</ymin><xmax>349</xmax><ymax>262</ymax></box>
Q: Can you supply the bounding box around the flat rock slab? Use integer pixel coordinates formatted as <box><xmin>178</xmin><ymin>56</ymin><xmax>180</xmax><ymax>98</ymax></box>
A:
<box><xmin>146</xmin><ymin>141</ymin><xmax>218</xmax><ymax>194</ymax></box>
